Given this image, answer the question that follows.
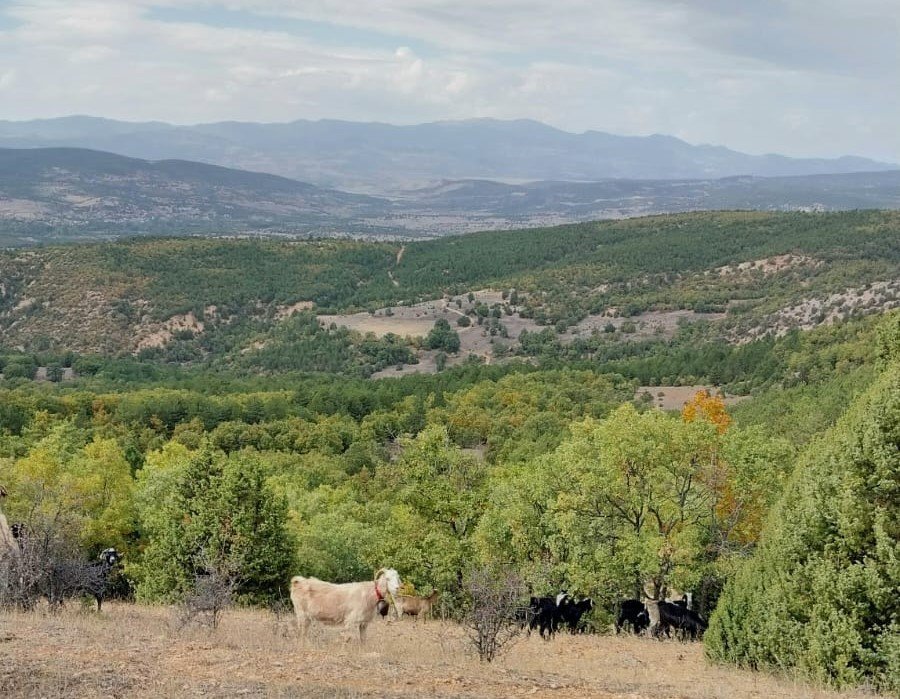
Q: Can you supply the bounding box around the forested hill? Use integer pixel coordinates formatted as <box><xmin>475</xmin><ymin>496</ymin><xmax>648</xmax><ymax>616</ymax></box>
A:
<box><xmin>0</xmin><ymin>210</ymin><xmax>898</xmax><ymax>366</ymax></box>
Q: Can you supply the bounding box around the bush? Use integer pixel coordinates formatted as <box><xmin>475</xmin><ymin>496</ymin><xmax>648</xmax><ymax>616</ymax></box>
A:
<box><xmin>134</xmin><ymin>446</ymin><xmax>297</xmax><ymax>605</ymax></box>
<box><xmin>425</xmin><ymin>319</ymin><xmax>461</xmax><ymax>353</ymax></box>
<box><xmin>463</xmin><ymin>566</ymin><xmax>524</xmax><ymax>662</ymax></box>
<box><xmin>706</xmin><ymin>365</ymin><xmax>900</xmax><ymax>693</ymax></box>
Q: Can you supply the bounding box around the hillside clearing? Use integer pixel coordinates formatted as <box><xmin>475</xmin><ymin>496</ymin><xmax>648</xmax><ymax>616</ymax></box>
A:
<box><xmin>0</xmin><ymin>604</ymin><xmax>875</xmax><ymax>699</ymax></box>
<box><xmin>637</xmin><ymin>386</ymin><xmax>750</xmax><ymax>411</ymax></box>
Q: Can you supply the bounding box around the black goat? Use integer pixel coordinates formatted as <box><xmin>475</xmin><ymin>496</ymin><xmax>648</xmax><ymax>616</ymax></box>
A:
<box><xmin>655</xmin><ymin>600</ymin><xmax>707</xmax><ymax>641</ymax></box>
<box><xmin>528</xmin><ymin>596</ymin><xmax>562</xmax><ymax>638</ymax></box>
<box><xmin>616</xmin><ymin>598</ymin><xmax>650</xmax><ymax>634</ymax></box>
<box><xmin>559</xmin><ymin>597</ymin><xmax>593</xmax><ymax>633</ymax></box>
<box><xmin>527</xmin><ymin>593</ymin><xmax>593</xmax><ymax>638</ymax></box>
<box><xmin>49</xmin><ymin>548</ymin><xmax>122</xmax><ymax>612</ymax></box>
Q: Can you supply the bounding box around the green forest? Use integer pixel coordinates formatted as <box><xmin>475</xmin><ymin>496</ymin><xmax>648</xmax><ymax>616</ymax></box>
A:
<box><xmin>0</xmin><ymin>210</ymin><xmax>898</xmax><ymax>692</ymax></box>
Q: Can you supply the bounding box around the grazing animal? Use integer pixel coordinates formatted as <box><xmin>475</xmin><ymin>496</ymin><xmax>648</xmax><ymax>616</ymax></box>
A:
<box><xmin>528</xmin><ymin>593</ymin><xmax>588</xmax><ymax>638</ymax></box>
<box><xmin>395</xmin><ymin>590</ymin><xmax>439</xmax><ymax>621</ymax></box>
<box><xmin>652</xmin><ymin>600</ymin><xmax>707</xmax><ymax>641</ymax></box>
<box><xmin>666</xmin><ymin>590</ymin><xmax>693</xmax><ymax>609</ymax></box>
<box><xmin>528</xmin><ymin>596</ymin><xmax>562</xmax><ymax>639</ymax></box>
<box><xmin>49</xmin><ymin>548</ymin><xmax>122</xmax><ymax>611</ymax></box>
<box><xmin>290</xmin><ymin>568</ymin><xmax>401</xmax><ymax>643</ymax></box>
<box><xmin>616</xmin><ymin>598</ymin><xmax>651</xmax><ymax>635</ymax></box>
<box><xmin>560</xmin><ymin>597</ymin><xmax>593</xmax><ymax>633</ymax></box>
<box><xmin>0</xmin><ymin>486</ymin><xmax>18</xmax><ymax>558</ymax></box>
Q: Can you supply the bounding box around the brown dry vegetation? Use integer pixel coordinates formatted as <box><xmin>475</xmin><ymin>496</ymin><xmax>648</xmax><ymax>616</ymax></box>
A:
<box><xmin>0</xmin><ymin>603</ymin><xmax>876</xmax><ymax>699</ymax></box>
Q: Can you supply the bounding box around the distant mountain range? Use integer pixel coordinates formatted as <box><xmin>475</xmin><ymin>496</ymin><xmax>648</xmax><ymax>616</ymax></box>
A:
<box><xmin>0</xmin><ymin>116</ymin><xmax>894</xmax><ymax>193</ymax></box>
<box><xmin>1</xmin><ymin>146</ymin><xmax>899</xmax><ymax>245</ymax></box>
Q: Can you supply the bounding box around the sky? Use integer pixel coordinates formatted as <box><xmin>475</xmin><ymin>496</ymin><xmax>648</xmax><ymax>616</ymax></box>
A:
<box><xmin>0</xmin><ymin>0</ymin><xmax>898</xmax><ymax>161</ymax></box>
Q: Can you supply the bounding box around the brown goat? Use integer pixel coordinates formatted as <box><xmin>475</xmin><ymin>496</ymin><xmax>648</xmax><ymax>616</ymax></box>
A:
<box><xmin>395</xmin><ymin>590</ymin><xmax>439</xmax><ymax>622</ymax></box>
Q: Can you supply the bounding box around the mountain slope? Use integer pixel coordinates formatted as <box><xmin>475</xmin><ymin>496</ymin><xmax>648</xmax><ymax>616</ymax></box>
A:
<box><xmin>1</xmin><ymin>211</ymin><xmax>897</xmax><ymax>358</ymax></box>
<box><xmin>0</xmin><ymin>117</ymin><xmax>893</xmax><ymax>192</ymax></box>
<box><xmin>406</xmin><ymin>170</ymin><xmax>900</xmax><ymax>220</ymax></box>
<box><xmin>3</xmin><ymin>146</ymin><xmax>900</xmax><ymax>245</ymax></box>
<box><xmin>0</xmin><ymin>147</ymin><xmax>392</xmax><ymax>244</ymax></box>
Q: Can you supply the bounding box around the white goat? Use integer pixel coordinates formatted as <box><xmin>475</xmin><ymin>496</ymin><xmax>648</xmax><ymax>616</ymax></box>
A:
<box><xmin>0</xmin><ymin>486</ymin><xmax>19</xmax><ymax>558</ymax></box>
<box><xmin>290</xmin><ymin>568</ymin><xmax>401</xmax><ymax>643</ymax></box>
<box><xmin>0</xmin><ymin>486</ymin><xmax>21</xmax><ymax>600</ymax></box>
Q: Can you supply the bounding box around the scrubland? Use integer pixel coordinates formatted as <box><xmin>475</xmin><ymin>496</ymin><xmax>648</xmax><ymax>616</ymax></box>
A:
<box><xmin>0</xmin><ymin>604</ymin><xmax>877</xmax><ymax>699</ymax></box>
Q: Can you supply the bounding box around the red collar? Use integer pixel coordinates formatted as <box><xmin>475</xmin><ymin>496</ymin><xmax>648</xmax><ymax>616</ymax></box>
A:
<box><xmin>375</xmin><ymin>583</ymin><xmax>384</xmax><ymax>602</ymax></box>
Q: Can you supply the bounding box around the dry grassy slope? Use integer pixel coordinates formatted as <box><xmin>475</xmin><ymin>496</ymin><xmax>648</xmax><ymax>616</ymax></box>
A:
<box><xmin>0</xmin><ymin>248</ymin><xmax>148</xmax><ymax>353</ymax></box>
<box><xmin>0</xmin><ymin>604</ymin><xmax>875</xmax><ymax>699</ymax></box>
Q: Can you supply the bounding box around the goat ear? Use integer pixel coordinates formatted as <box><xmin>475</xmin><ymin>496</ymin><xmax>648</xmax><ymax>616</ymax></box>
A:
<box><xmin>374</xmin><ymin>568</ymin><xmax>387</xmax><ymax>581</ymax></box>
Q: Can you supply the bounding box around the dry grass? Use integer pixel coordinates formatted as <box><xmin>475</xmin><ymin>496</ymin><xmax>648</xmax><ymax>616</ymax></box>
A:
<box><xmin>636</xmin><ymin>386</ymin><xmax>749</xmax><ymax>411</ymax></box>
<box><xmin>0</xmin><ymin>603</ymin><xmax>878</xmax><ymax>699</ymax></box>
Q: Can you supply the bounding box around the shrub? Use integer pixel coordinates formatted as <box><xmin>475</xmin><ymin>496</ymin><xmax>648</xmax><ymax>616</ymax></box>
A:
<box><xmin>425</xmin><ymin>319</ymin><xmax>461</xmax><ymax>353</ymax></box>
<box><xmin>134</xmin><ymin>446</ymin><xmax>297</xmax><ymax>605</ymax></box>
<box><xmin>463</xmin><ymin>566</ymin><xmax>524</xmax><ymax>662</ymax></box>
<box><xmin>706</xmin><ymin>364</ymin><xmax>900</xmax><ymax>693</ymax></box>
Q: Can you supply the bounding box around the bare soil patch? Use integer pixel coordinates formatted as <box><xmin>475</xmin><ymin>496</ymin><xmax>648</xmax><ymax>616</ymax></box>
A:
<box><xmin>713</xmin><ymin>254</ymin><xmax>820</xmax><ymax>278</ymax></box>
<box><xmin>275</xmin><ymin>301</ymin><xmax>315</xmax><ymax>320</ymax></box>
<box><xmin>323</xmin><ymin>294</ymin><xmax>729</xmax><ymax>377</ymax></box>
<box><xmin>321</xmin><ymin>290</ymin><xmax>544</xmax><ymax>375</ymax></box>
<box><xmin>636</xmin><ymin>386</ymin><xmax>749</xmax><ymax>411</ymax></box>
<box><xmin>135</xmin><ymin>311</ymin><xmax>205</xmax><ymax>351</ymax></box>
<box><xmin>0</xmin><ymin>604</ymin><xmax>871</xmax><ymax>699</ymax></box>
<box><xmin>744</xmin><ymin>280</ymin><xmax>900</xmax><ymax>341</ymax></box>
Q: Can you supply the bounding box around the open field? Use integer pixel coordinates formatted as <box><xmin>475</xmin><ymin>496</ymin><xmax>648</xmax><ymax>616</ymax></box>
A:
<box><xmin>637</xmin><ymin>386</ymin><xmax>750</xmax><ymax>411</ymax></box>
<box><xmin>0</xmin><ymin>604</ymin><xmax>876</xmax><ymax>699</ymax></box>
<box><xmin>321</xmin><ymin>289</ymin><xmax>725</xmax><ymax>375</ymax></box>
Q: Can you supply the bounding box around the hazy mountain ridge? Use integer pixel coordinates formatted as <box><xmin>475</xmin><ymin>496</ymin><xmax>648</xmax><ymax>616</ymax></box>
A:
<box><xmin>2</xmin><ymin>147</ymin><xmax>900</xmax><ymax>245</ymax></box>
<box><xmin>406</xmin><ymin>171</ymin><xmax>900</xmax><ymax>217</ymax></box>
<box><xmin>0</xmin><ymin>116</ymin><xmax>893</xmax><ymax>193</ymax></box>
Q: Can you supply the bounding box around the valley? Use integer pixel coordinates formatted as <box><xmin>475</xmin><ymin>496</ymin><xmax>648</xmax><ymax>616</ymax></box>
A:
<box><xmin>2</xmin><ymin>147</ymin><xmax>900</xmax><ymax>245</ymax></box>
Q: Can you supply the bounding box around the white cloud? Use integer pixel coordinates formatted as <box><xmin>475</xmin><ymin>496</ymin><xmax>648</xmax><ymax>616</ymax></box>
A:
<box><xmin>0</xmin><ymin>0</ymin><xmax>897</xmax><ymax>161</ymax></box>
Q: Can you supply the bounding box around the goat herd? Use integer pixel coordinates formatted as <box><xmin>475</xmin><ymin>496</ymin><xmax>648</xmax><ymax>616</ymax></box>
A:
<box><xmin>519</xmin><ymin>592</ymin><xmax>706</xmax><ymax>641</ymax></box>
<box><xmin>288</xmin><ymin>567</ymin><xmax>708</xmax><ymax>645</ymax></box>
<box><xmin>4</xmin><ymin>490</ymin><xmax>705</xmax><ymax>645</ymax></box>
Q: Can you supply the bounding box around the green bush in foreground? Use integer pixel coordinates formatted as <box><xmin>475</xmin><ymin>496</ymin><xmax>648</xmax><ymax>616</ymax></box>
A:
<box><xmin>705</xmin><ymin>362</ymin><xmax>900</xmax><ymax>692</ymax></box>
<box><xmin>132</xmin><ymin>443</ymin><xmax>297</xmax><ymax>604</ymax></box>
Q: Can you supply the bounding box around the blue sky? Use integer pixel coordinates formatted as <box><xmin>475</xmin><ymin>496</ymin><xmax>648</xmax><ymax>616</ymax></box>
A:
<box><xmin>0</xmin><ymin>0</ymin><xmax>898</xmax><ymax>161</ymax></box>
